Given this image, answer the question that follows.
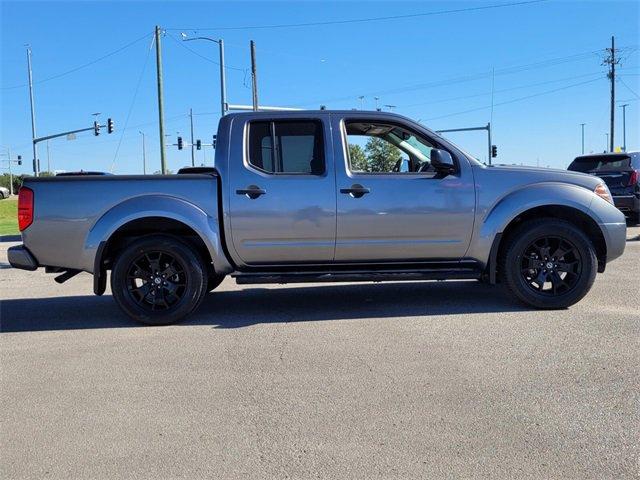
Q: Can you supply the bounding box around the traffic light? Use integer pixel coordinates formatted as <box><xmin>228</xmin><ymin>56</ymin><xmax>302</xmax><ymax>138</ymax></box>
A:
<box><xmin>107</xmin><ymin>118</ymin><xmax>114</xmax><ymax>134</ymax></box>
<box><xmin>17</xmin><ymin>155</ymin><xmax>22</xmax><ymax>165</ymax></box>
<box><xmin>196</xmin><ymin>139</ymin><xmax>202</xmax><ymax>150</ymax></box>
<box><xmin>177</xmin><ymin>136</ymin><xmax>183</xmax><ymax>150</ymax></box>
<box><xmin>93</xmin><ymin>121</ymin><xmax>100</xmax><ymax>136</ymax></box>
<box><xmin>491</xmin><ymin>145</ymin><xmax>497</xmax><ymax>158</ymax></box>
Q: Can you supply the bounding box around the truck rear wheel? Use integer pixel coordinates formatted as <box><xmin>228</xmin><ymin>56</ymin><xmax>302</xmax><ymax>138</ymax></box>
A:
<box><xmin>111</xmin><ymin>235</ymin><xmax>206</xmax><ymax>325</ymax></box>
<box><xmin>500</xmin><ymin>219</ymin><xmax>597</xmax><ymax>309</ymax></box>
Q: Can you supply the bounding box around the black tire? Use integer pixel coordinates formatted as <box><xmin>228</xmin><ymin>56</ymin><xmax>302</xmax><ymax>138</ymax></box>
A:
<box><xmin>111</xmin><ymin>235</ymin><xmax>207</xmax><ymax>325</ymax></box>
<box><xmin>500</xmin><ymin>218</ymin><xmax>597</xmax><ymax>309</ymax></box>
<box><xmin>206</xmin><ymin>274</ymin><xmax>225</xmax><ymax>292</ymax></box>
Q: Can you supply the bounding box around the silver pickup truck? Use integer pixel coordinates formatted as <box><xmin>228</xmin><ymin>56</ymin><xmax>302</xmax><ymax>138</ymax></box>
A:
<box><xmin>9</xmin><ymin>111</ymin><xmax>627</xmax><ymax>325</ymax></box>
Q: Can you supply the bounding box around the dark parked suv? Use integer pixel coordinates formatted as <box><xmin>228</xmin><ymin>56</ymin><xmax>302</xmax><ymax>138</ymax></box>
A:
<box><xmin>568</xmin><ymin>152</ymin><xmax>640</xmax><ymax>224</ymax></box>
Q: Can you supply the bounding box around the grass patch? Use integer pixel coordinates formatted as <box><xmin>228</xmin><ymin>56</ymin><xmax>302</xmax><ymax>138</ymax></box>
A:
<box><xmin>0</xmin><ymin>197</ymin><xmax>19</xmax><ymax>236</ymax></box>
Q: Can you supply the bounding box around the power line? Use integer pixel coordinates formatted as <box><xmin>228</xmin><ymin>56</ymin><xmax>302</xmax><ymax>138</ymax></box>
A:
<box><xmin>110</xmin><ymin>35</ymin><xmax>156</xmax><ymax>173</ymax></box>
<box><xmin>401</xmin><ymin>71</ymin><xmax>605</xmax><ymax>109</ymax></box>
<box><xmin>167</xmin><ymin>0</ymin><xmax>549</xmax><ymax>31</ymax></box>
<box><xmin>296</xmin><ymin>49</ymin><xmax>604</xmax><ymax>107</ymax></box>
<box><xmin>424</xmin><ymin>77</ymin><xmax>602</xmax><ymax>122</ymax></box>
<box><xmin>618</xmin><ymin>77</ymin><xmax>640</xmax><ymax>100</ymax></box>
<box><xmin>1</xmin><ymin>32</ymin><xmax>152</xmax><ymax>90</ymax></box>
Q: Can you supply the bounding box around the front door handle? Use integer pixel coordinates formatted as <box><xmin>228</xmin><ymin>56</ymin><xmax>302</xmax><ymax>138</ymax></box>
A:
<box><xmin>236</xmin><ymin>185</ymin><xmax>266</xmax><ymax>199</ymax></box>
<box><xmin>340</xmin><ymin>184</ymin><xmax>370</xmax><ymax>198</ymax></box>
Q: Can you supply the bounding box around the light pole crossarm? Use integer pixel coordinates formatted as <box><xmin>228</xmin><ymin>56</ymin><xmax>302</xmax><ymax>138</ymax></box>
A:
<box><xmin>183</xmin><ymin>37</ymin><xmax>220</xmax><ymax>44</ymax></box>
<box><xmin>33</xmin><ymin>125</ymin><xmax>101</xmax><ymax>144</ymax></box>
<box><xmin>435</xmin><ymin>125</ymin><xmax>489</xmax><ymax>133</ymax></box>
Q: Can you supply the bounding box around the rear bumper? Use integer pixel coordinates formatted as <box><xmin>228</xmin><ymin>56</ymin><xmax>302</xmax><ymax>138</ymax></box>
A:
<box><xmin>612</xmin><ymin>195</ymin><xmax>639</xmax><ymax>215</ymax></box>
<box><xmin>7</xmin><ymin>245</ymin><xmax>38</xmax><ymax>271</ymax></box>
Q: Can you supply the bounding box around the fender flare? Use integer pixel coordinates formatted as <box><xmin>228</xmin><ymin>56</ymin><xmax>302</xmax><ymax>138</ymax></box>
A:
<box><xmin>85</xmin><ymin>195</ymin><xmax>232</xmax><ymax>294</ymax></box>
<box><xmin>473</xmin><ymin>183</ymin><xmax>603</xmax><ymax>283</ymax></box>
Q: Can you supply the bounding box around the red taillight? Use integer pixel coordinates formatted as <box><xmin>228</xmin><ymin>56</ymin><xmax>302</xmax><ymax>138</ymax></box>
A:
<box><xmin>18</xmin><ymin>187</ymin><xmax>34</xmax><ymax>231</ymax></box>
<box><xmin>629</xmin><ymin>170</ymin><xmax>639</xmax><ymax>186</ymax></box>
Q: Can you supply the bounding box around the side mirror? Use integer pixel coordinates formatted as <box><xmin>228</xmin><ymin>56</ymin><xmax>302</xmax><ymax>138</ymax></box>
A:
<box><xmin>430</xmin><ymin>149</ymin><xmax>455</xmax><ymax>174</ymax></box>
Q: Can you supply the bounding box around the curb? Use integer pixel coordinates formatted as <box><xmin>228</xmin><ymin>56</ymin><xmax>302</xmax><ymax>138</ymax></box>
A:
<box><xmin>0</xmin><ymin>235</ymin><xmax>21</xmax><ymax>242</ymax></box>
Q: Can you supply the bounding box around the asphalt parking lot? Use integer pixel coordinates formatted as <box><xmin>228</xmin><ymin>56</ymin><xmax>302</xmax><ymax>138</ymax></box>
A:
<box><xmin>1</xmin><ymin>228</ymin><xmax>639</xmax><ymax>479</ymax></box>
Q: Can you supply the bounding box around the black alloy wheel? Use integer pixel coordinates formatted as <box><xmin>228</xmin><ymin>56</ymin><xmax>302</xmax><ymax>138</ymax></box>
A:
<box><xmin>111</xmin><ymin>235</ymin><xmax>207</xmax><ymax>325</ymax></box>
<box><xmin>501</xmin><ymin>218</ymin><xmax>597</xmax><ymax>309</ymax></box>
<box><xmin>126</xmin><ymin>251</ymin><xmax>187</xmax><ymax>311</ymax></box>
<box><xmin>519</xmin><ymin>236</ymin><xmax>582</xmax><ymax>296</ymax></box>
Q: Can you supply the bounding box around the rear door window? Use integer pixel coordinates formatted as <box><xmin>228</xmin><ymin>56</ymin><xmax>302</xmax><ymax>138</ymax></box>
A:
<box><xmin>568</xmin><ymin>155</ymin><xmax>631</xmax><ymax>172</ymax></box>
<box><xmin>248</xmin><ymin>120</ymin><xmax>324</xmax><ymax>175</ymax></box>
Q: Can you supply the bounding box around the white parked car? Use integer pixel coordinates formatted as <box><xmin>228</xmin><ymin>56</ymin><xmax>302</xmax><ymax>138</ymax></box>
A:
<box><xmin>0</xmin><ymin>186</ymin><xmax>10</xmax><ymax>199</ymax></box>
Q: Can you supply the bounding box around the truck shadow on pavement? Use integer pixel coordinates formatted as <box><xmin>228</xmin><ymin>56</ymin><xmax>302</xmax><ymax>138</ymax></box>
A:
<box><xmin>1</xmin><ymin>281</ymin><xmax>531</xmax><ymax>333</ymax></box>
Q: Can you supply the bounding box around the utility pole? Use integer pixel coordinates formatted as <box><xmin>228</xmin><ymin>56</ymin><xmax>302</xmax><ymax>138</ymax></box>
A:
<box><xmin>580</xmin><ymin>123</ymin><xmax>586</xmax><ymax>155</ymax></box>
<box><xmin>139</xmin><ymin>131</ymin><xmax>147</xmax><ymax>174</ymax></box>
<box><xmin>604</xmin><ymin>36</ymin><xmax>618</xmax><ymax>152</ymax></box>
<box><xmin>8</xmin><ymin>151</ymin><xmax>13</xmax><ymax>195</ymax></box>
<box><xmin>155</xmin><ymin>26</ymin><xmax>167</xmax><ymax>174</ymax></box>
<box><xmin>619</xmin><ymin>104</ymin><xmax>628</xmax><ymax>152</ymax></box>
<box><xmin>250</xmin><ymin>40</ymin><xmax>259</xmax><ymax>111</ymax></box>
<box><xmin>7</xmin><ymin>148</ymin><xmax>13</xmax><ymax>195</ymax></box>
<box><xmin>26</xmin><ymin>46</ymin><xmax>39</xmax><ymax>176</ymax></box>
<box><xmin>46</xmin><ymin>140</ymin><xmax>50</xmax><ymax>173</ymax></box>
<box><xmin>487</xmin><ymin>122</ymin><xmax>492</xmax><ymax>166</ymax></box>
<box><xmin>189</xmin><ymin>108</ymin><xmax>195</xmax><ymax>166</ymax></box>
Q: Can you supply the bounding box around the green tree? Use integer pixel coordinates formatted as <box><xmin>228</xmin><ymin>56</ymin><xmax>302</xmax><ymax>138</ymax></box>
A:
<box><xmin>364</xmin><ymin>137</ymin><xmax>401</xmax><ymax>173</ymax></box>
<box><xmin>348</xmin><ymin>144</ymin><xmax>368</xmax><ymax>172</ymax></box>
<box><xmin>0</xmin><ymin>173</ymin><xmax>26</xmax><ymax>194</ymax></box>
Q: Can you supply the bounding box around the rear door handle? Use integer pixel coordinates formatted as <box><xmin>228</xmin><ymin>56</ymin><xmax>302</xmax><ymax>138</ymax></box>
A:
<box><xmin>340</xmin><ymin>184</ymin><xmax>370</xmax><ymax>198</ymax></box>
<box><xmin>236</xmin><ymin>185</ymin><xmax>266</xmax><ymax>199</ymax></box>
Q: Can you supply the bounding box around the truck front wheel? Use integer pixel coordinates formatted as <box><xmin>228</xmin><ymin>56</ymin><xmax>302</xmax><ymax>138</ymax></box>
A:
<box><xmin>500</xmin><ymin>219</ymin><xmax>597</xmax><ymax>309</ymax></box>
<box><xmin>111</xmin><ymin>235</ymin><xmax>206</xmax><ymax>325</ymax></box>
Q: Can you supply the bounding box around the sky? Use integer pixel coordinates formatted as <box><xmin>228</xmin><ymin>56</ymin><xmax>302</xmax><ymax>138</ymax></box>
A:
<box><xmin>1</xmin><ymin>0</ymin><xmax>639</xmax><ymax>175</ymax></box>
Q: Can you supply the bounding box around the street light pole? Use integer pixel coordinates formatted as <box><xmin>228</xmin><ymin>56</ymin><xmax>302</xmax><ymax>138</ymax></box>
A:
<box><xmin>26</xmin><ymin>46</ymin><xmax>39</xmax><ymax>176</ymax></box>
<box><xmin>219</xmin><ymin>39</ymin><xmax>227</xmax><ymax>116</ymax></box>
<box><xmin>580</xmin><ymin>123</ymin><xmax>585</xmax><ymax>155</ymax></box>
<box><xmin>181</xmin><ymin>35</ymin><xmax>228</xmax><ymax>116</ymax></box>
<box><xmin>250</xmin><ymin>40</ymin><xmax>259</xmax><ymax>111</ymax></box>
<box><xmin>619</xmin><ymin>104</ymin><xmax>628</xmax><ymax>152</ymax></box>
<box><xmin>139</xmin><ymin>131</ymin><xmax>147</xmax><ymax>174</ymax></box>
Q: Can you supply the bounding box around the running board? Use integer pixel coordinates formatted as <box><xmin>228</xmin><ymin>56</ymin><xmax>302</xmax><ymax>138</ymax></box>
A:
<box><xmin>234</xmin><ymin>269</ymin><xmax>481</xmax><ymax>285</ymax></box>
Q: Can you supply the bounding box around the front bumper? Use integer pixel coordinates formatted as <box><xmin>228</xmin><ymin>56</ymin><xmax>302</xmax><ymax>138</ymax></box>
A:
<box><xmin>7</xmin><ymin>245</ymin><xmax>38</xmax><ymax>271</ymax></box>
<box><xmin>600</xmin><ymin>222</ymin><xmax>627</xmax><ymax>264</ymax></box>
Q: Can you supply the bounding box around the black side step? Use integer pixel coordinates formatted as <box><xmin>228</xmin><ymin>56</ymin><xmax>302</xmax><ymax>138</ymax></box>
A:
<box><xmin>234</xmin><ymin>269</ymin><xmax>481</xmax><ymax>285</ymax></box>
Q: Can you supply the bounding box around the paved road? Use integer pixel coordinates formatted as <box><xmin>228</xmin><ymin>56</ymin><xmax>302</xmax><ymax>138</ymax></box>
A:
<box><xmin>1</xmin><ymin>229</ymin><xmax>639</xmax><ymax>479</ymax></box>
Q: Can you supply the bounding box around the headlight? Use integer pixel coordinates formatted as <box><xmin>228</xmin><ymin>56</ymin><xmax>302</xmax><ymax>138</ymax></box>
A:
<box><xmin>594</xmin><ymin>182</ymin><xmax>613</xmax><ymax>204</ymax></box>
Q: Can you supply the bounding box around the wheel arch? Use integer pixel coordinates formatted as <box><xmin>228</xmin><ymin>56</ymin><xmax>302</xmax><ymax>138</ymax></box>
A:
<box><xmin>487</xmin><ymin>204</ymin><xmax>607</xmax><ymax>284</ymax></box>
<box><xmin>86</xmin><ymin>195</ymin><xmax>232</xmax><ymax>294</ymax></box>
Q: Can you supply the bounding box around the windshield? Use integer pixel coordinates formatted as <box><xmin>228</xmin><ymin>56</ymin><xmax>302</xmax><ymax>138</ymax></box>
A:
<box><xmin>568</xmin><ymin>155</ymin><xmax>631</xmax><ymax>172</ymax></box>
